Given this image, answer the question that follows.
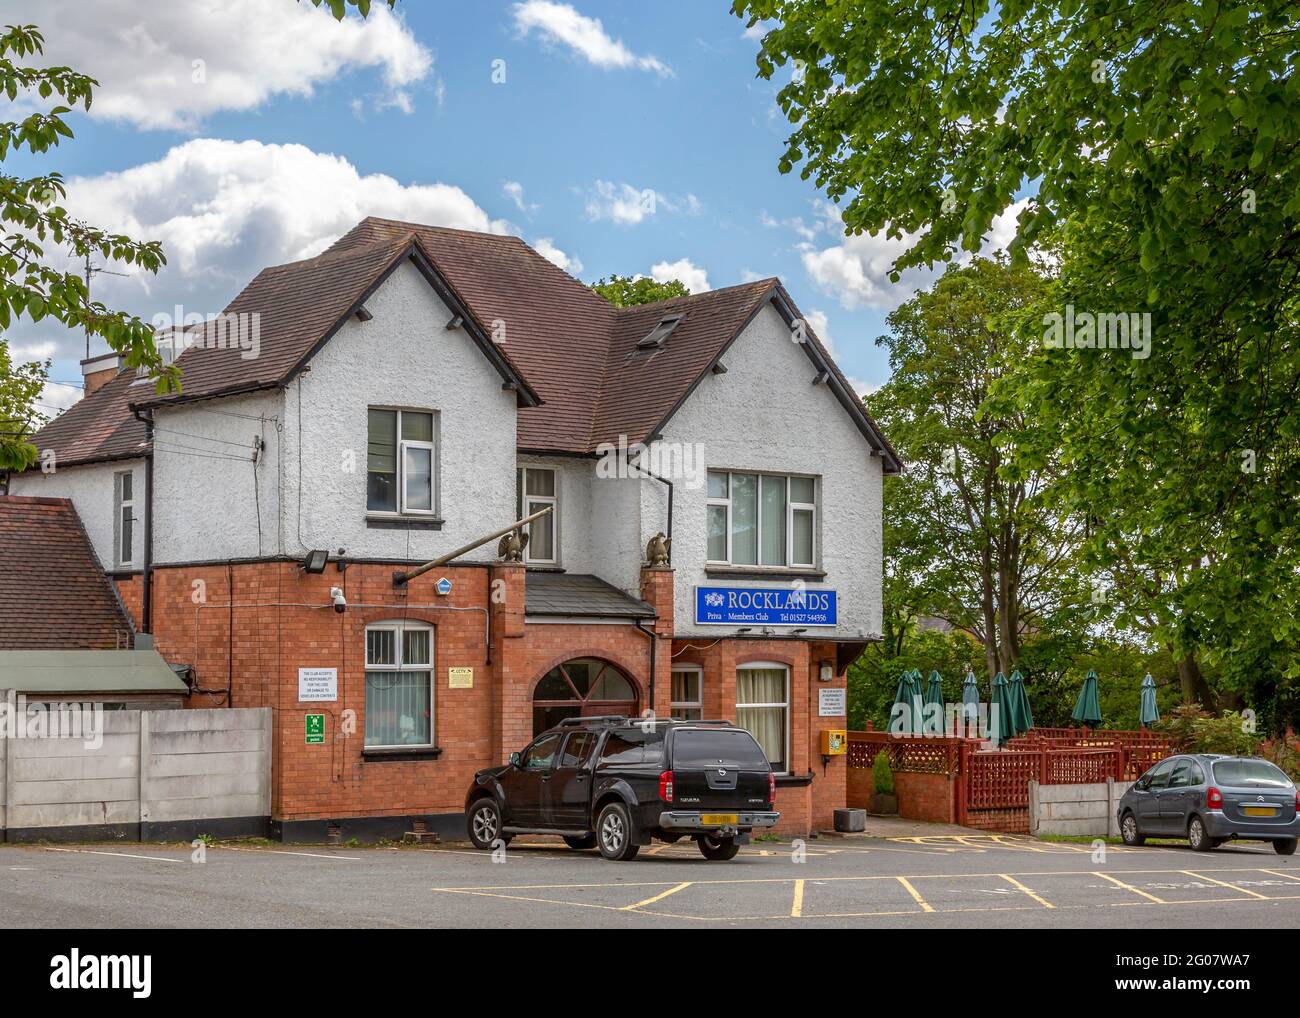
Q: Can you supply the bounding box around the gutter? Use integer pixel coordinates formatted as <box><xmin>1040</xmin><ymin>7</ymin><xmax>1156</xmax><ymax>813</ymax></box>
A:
<box><xmin>634</xmin><ymin>618</ymin><xmax>657</xmax><ymax>714</ymax></box>
<box><xmin>634</xmin><ymin>455</ymin><xmax>673</xmax><ymax>565</ymax></box>
<box><xmin>130</xmin><ymin>406</ymin><xmax>155</xmax><ymax>634</ymax></box>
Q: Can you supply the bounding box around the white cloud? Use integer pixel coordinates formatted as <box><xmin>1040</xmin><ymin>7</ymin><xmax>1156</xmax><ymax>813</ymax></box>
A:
<box><xmin>513</xmin><ymin>1</ymin><xmax>672</xmax><ymax>77</ymax></box>
<box><xmin>582</xmin><ymin>181</ymin><xmax>700</xmax><ymax>225</ymax></box>
<box><xmin>650</xmin><ymin>258</ymin><xmax>710</xmax><ymax>294</ymax></box>
<box><xmin>533</xmin><ymin>237</ymin><xmax>582</xmax><ymax>276</ymax></box>
<box><xmin>4</xmin><ymin>0</ymin><xmax>433</xmax><ymax>130</ymax></box>
<box><xmin>803</xmin><ymin>309</ymin><xmax>837</xmax><ymax>358</ymax></box>
<box><xmin>17</xmin><ymin>138</ymin><xmax>510</xmax><ymax>392</ymax></box>
<box><xmin>503</xmin><ymin>181</ymin><xmax>538</xmax><ymax>214</ymax></box>
<box><xmin>802</xmin><ymin>199</ymin><xmax>1032</xmax><ymax>310</ymax></box>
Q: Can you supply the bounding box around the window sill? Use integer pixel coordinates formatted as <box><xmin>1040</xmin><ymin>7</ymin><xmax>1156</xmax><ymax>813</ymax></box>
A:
<box><xmin>705</xmin><ymin>565</ymin><xmax>826</xmax><ymax>580</ymax></box>
<box><xmin>774</xmin><ymin>771</ymin><xmax>815</xmax><ymax>787</ymax></box>
<box><xmin>366</xmin><ymin>514</ymin><xmax>444</xmax><ymax>531</ymax></box>
<box><xmin>362</xmin><ymin>746</ymin><xmax>443</xmax><ymax>761</ymax></box>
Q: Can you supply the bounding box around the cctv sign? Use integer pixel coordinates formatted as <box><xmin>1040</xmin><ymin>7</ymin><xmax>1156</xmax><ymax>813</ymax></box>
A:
<box><xmin>298</xmin><ymin>667</ymin><xmax>338</xmax><ymax>702</ymax></box>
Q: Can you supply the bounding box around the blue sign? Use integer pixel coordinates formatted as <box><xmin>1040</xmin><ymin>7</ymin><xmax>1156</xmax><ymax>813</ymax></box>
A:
<box><xmin>435</xmin><ymin>577</ymin><xmax>453</xmax><ymax>596</ymax></box>
<box><xmin>694</xmin><ymin>585</ymin><xmax>837</xmax><ymax>627</ymax></box>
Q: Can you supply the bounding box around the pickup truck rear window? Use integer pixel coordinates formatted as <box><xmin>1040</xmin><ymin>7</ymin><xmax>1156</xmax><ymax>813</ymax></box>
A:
<box><xmin>1212</xmin><ymin>759</ymin><xmax>1291</xmax><ymax>788</ymax></box>
<box><xmin>673</xmin><ymin>729</ymin><xmax>768</xmax><ymax>769</ymax></box>
<box><xmin>600</xmin><ymin>729</ymin><xmax>666</xmax><ymax>765</ymax></box>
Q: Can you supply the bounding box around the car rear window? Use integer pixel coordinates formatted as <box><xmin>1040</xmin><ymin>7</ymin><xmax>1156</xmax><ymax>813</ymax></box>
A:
<box><xmin>600</xmin><ymin>728</ymin><xmax>666</xmax><ymax>765</ymax></box>
<box><xmin>673</xmin><ymin>729</ymin><xmax>769</xmax><ymax>769</ymax></box>
<box><xmin>1211</xmin><ymin>759</ymin><xmax>1291</xmax><ymax>788</ymax></box>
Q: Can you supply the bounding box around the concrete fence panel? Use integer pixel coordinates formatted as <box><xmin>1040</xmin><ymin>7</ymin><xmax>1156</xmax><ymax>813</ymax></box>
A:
<box><xmin>0</xmin><ymin>707</ymin><xmax>271</xmax><ymax>842</ymax></box>
<box><xmin>1028</xmin><ymin>778</ymin><xmax>1134</xmax><ymax>838</ymax></box>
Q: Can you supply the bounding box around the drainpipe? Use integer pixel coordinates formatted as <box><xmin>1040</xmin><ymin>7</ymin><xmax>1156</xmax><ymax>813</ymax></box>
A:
<box><xmin>131</xmin><ymin>406</ymin><xmax>155</xmax><ymax>634</ymax></box>
<box><xmin>636</xmin><ymin>459</ymin><xmax>673</xmax><ymax>565</ymax></box>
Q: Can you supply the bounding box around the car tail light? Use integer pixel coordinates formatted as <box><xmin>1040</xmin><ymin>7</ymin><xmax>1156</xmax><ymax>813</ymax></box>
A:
<box><xmin>659</xmin><ymin>770</ymin><xmax>674</xmax><ymax>803</ymax></box>
<box><xmin>1206</xmin><ymin>786</ymin><xmax>1223</xmax><ymax>809</ymax></box>
<box><xmin>768</xmin><ymin>770</ymin><xmax>776</xmax><ymax>806</ymax></box>
<box><xmin>1295</xmin><ymin>791</ymin><xmax>1299</xmax><ymax>811</ymax></box>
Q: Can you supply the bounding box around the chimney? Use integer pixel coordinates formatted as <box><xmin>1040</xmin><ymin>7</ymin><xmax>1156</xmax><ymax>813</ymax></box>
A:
<box><xmin>80</xmin><ymin>352</ymin><xmax>121</xmax><ymax>398</ymax></box>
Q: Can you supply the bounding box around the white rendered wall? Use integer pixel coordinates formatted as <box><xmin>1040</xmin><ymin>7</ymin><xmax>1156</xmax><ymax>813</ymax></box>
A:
<box><xmin>8</xmin><ymin>458</ymin><xmax>144</xmax><ymax>572</ymax></box>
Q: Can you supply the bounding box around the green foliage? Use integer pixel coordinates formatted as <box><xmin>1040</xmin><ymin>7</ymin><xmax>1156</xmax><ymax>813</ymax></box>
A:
<box><xmin>1259</xmin><ymin>733</ymin><xmax>1300</xmax><ymax>782</ymax></box>
<box><xmin>1158</xmin><ymin>704</ymin><xmax>1261</xmax><ymax>757</ymax></box>
<box><xmin>871</xmin><ymin>750</ymin><xmax>894</xmax><ymax>796</ymax></box>
<box><xmin>307</xmin><ymin>0</ymin><xmax>397</xmax><ymax>18</ymax></box>
<box><xmin>589</xmin><ymin>275</ymin><xmax>690</xmax><ymax>308</ymax></box>
<box><xmin>0</xmin><ymin>338</ymin><xmax>46</xmax><ymax>470</ymax></box>
<box><xmin>0</xmin><ymin>23</ymin><xmax>179</xmax><ymax>468</ymax></box>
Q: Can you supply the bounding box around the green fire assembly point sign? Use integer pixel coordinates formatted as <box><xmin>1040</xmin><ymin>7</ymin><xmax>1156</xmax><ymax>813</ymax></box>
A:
<box><xmin>305</xmin><ymin>714</ymin><xmax>325</xmax><ymax>744</ymax></box>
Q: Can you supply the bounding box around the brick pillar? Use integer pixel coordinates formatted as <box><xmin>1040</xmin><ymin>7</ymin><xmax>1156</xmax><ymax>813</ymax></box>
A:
<box><xmin>489</xmin><ymin>562</ymin><xmax>527</xmax><ymax>762</ymax></box>
<box><xmin>639</xmin><ymin>566</ymin><xmax>674</xmax><ymax>718</ymax></box>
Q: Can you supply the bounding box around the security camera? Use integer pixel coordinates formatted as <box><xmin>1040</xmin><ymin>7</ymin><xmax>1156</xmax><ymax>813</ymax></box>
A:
<box><xmin>330</xmin><ymin>587</ymin><xmax>347</xmax><ymax>614</ymax></box>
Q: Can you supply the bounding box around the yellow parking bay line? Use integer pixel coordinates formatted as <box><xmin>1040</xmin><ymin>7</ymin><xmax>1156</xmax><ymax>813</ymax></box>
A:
<box><xmin>1181</xmin><ymin>870</ymin><xmax>1268</xmax><ymax>900</ymax></box>
<box><xmin>1261</xmin><ymin>868</ymin><xmax>1300</xmax><ymax>883</ymax></box>
<box><xmin>1000</xmin><ymin>873</ymin><xmax>1055</xmax><ymax>908</ymax></box>
<box><xmin>624</xmin><ymin>882</ymin><xmax>692</xmax><ymax>911</ymax></box>
<box><xmin>1093</xmin><ymin>871</ymin><xmax>1167</xmax><ymax>904</ymax></box>
<box><xmin>791</xmin><ymin>879</ymin><xmax>805</xmax><ymax>918</ymax></box>
<box><xmin>896</xmin><ymin>876</ymin><xmax>935</xmax><ymax>912</ymax></box>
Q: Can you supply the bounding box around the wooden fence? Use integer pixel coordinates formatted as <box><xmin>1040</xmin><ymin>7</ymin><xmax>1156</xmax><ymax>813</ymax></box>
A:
<box><xmin>847</xmin><ymin>728</ymin><xmax>1174</xmax><ymax>833</ymax></box>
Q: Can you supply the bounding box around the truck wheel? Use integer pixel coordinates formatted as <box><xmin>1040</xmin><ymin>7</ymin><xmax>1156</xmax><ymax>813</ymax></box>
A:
<box><xmin>563</xmin><ymin>834</ymin><xmax>597</xmax><ymax>851</ymax></box>
<box><xmin>1274</xmin><ymin>838</ymin><xmax>1298</xmax><ymax>856</ymax></box>
<box><xmin>467</xmin><ymin>798</ymin><xmax>510</xmax><ymax>851</ymax></box>
<box><xmin>1188</xmin><ymin>815</ymin><xmax>1214</xmax><ymax>852</ymax></box>
<box><xmin>1120</xmin><ymin>812</ymin><xmax>1144</xmax><ymax>846</ymax></box>
<box><xmin>596</xmin><ymin>802</ymin><xmax>640</xmax><ymax>861</ymax></box>
<box><xmin>698</xmin><ymin>835</ymin><xmax>740</xmax><ymax>861</ymax></box>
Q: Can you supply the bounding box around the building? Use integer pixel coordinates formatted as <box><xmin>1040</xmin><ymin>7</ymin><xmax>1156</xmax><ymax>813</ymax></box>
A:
<box><xmin>5</xmin><ymin>218</ymin><xmax>900</xmax><ymax>841</ymax></box>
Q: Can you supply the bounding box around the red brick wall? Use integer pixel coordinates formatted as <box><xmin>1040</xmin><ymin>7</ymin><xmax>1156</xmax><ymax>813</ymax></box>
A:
<box><xmin>895</xmin><ymin>771</ymin><xmax>957</xmax><ymax>824</ymax></box>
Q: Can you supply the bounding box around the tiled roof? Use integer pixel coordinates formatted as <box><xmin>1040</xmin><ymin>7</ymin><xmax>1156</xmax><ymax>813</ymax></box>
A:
<box><xmin>525</xmin><ymin>571</ymin><xmax>656</xmax><ymax>618</ymax></box>
<box><xmin>25</xmin><ymin>217</ymin><xmax>900</xmax><ymax>471</ymax></box>
<box><xmin>0</xmin><ymin>496</ymin><xmax>135</xmax><ymax>650</ymax></box>
<box><xmin>26</xmin><ymin>367</ymin><xmax>150</xmax><ymax>468</ymax></box>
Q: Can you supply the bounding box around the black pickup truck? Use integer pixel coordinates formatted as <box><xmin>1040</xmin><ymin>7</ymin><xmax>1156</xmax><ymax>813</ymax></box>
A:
<box><xmin>464</xmin><ymin>716</ymin><xmax>779</xmax><ymax>861</ymax></box>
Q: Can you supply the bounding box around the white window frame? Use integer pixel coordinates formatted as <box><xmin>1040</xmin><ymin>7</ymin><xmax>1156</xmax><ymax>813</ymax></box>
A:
<box><xmin>706</xmin><ymin>471</ymin><xmax>817</xmax><ymax>569</ymax></box>
<box><xmin>367</xmin><ymin>407</ymin><xmax>438</xmax><ymax>518</ymax></box>
<box><xmin>736</xmin><ymin>661</ymin><xmax>791</xmax><ymax>775</ymax></box>
<box><xmin>670</xmin><ymin>664</ymin><xmax>703</xmax><ymax>721</ymax></box>
<box><xmin>363</xmin><ymin>620</ymin><xmax>434</xmax><ymax>749</ymax></box>
<box><xmin>114</xmin><ymin>470</ymin><xmax>136</xmax><ymax>569</ymax></box>
<box><xmin>517</xmin><ymin>466</ymin><xmax>558</xmax><ymax>565</ymax></box>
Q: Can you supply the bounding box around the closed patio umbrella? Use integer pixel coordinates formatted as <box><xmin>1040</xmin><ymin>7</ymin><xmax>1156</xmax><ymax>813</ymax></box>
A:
<box><xmin>891</xmin><ymin>669</ymin><xmax>925</xmax><ymax>735</ymax></box>
<box><xmin>1140</xmin><ymin>673</ymin><xmax>1160</xmax><ymax>728</ymax></box>
<box><xmin>959</xmin><ymin>671</ymin><xmax>980</xmax><ymax>736</ymax></box>
<box><xmin>923</xmin><ymin>670</ymin><xmax>945</xmax><ymax>735</ymax></box>
<box><xmin>990</xmin><ymin>672</ymin><xmax>1013</xmax><ymax>745</ymax></box>
<box><xmin>1007</xmin><ymin>669</ymin><xmax>1034</xmax><ymax>736</ymax></box>
<box><xmin>1071</xmin><ymin>669</ymin><xmax>1103</xmax><ymax>729</ymax></box>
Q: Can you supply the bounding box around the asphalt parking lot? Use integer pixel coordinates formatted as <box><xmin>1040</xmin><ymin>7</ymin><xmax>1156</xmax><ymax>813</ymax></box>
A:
<box><xmin>2</xmin><ymin>833</ymin><xmax>1298</xmax><ymax>928</ymax></box>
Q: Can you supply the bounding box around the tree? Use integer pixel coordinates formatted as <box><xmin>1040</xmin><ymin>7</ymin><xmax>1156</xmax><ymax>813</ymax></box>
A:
<box><xmin>589</xmin><ymin>275</ymin><xmax>690</xmax><ymax>308</ymax></box>
<box><xmin>737</xmin><ymin>0</ymin><xmax>1300</xmax><ymax>728</ymax></box>
<box><xmin>0</xmin><ymin>338</ymin><xmax>46</xmax><ymax>470</ymax></box>
<box><xmin>869</xmin><ymin>257</ymin><xmax>1088</xmax><ymax>677</ymax></box>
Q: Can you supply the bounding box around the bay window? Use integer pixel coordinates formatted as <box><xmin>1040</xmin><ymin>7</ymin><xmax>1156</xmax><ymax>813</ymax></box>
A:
<box><xmin>707</xmin><ymin>471</ymin><xmax>816</xmax><ymax>568</ymax></box>
<box><xmin>364</xmin><ymin>621</ymin><xmax>433</xmax><ymax>747</ymax></box>
<box><xmin>367</xmin><ymin>408</ymin><xmax>437</xmax><ymax>515</ymax></box>
<box><xmin>736</xmin><ymin>664</ymin><xmax>789</xmax><ymax>772</ymax></box>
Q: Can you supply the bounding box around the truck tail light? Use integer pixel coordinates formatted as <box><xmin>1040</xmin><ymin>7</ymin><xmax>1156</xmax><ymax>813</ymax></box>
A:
<box><xmin>659</xmin><ymin>770</ymin><xmax>674</xmax><ymax>803</ymax></box>
<box><xmin>1206</xmin><ymin>786</ymin><xmax>1223</xmax><ymax>809</ymax></box>
<box><xmin>768</xmin><ymin>770</ymin><xmax>776</xmax><ymax>806</ymax></box>
<box><xmin>1295</xmin><ymin>791</ymin><xmax>1299</xmax><ymax>811</ymax></box>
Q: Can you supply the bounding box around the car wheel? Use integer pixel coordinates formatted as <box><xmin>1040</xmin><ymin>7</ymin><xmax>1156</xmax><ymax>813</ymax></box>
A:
<box><xmin>1188</xmin><ymin>815</ymin><xmax>1214</xmax><ymax>852</ymax></box>
<box><xmin>1120</xmin><ymin>812</ymin><xmax>1145</xmax><ymax>846</ymax></box>
<box><xmin>1274</xmin><ymin>838</ymin><xmax>1298</xmax><ymax>856</ymax></box>
<box><xmin>697</xmin><ymin>835</ymin><xmax>741</xmax><ymax>861</ymax></box>
<box><xmin>563</xmin><ymin>834</ymin><xmax>597</xmax><ymax>851</ymax></box>
<box><xmin>596</xmin><ymin>802</ymin><xmax>640</xmax><ymax>861</ymax></box>
<box><xmin>467</xmin><ymin>798</ymin><xmax>510</xmax><ymax>850</ymax></box>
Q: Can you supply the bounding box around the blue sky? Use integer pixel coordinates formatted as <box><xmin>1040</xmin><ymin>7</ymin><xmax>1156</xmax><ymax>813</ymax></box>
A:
<box><xmin>8</xmin><ymin>0</ymin><xmax>982</xmax><ymax>413</ymax></box>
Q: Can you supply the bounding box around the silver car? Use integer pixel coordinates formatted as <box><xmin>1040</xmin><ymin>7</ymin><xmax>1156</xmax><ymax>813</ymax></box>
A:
<box><xmin>1117</xmin><ymin>754</ymin><xmax>1299</xmax><ymax>854</ymax></box>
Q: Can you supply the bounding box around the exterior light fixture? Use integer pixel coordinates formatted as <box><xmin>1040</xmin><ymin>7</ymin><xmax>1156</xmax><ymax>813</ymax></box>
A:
<box><xmin>301</xmin><ymin>549</ymin><xmax>329</xmax><ymax>574</ymax></box>
<box><xmin>819</xmin><ymin>660</ymin><xmax>834</xmax><ymax>682</ymax></box>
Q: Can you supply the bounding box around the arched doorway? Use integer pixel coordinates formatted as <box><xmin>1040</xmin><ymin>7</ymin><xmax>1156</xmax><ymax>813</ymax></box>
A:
<box><xmin>532</xmin><ymin>658</ymin><xmax>638</xmax><ymax>735</ymax></box>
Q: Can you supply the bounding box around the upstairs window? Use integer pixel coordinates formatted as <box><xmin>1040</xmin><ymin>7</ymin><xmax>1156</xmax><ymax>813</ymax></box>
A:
<box><xmin>516</xmin><ymin>466</ymin><xmax>557</xmax><ymax>564</ymax></box>
<box><xmin>368</xmin><ymin>409</ymin><xmax>436</xmax><ymax>515</ymax></box>
<box><xmin>113</xmin><ymin>470</ymin><xmax>135</xmax><ymax>568</ymax></box>
<box><xmin>707</xmin><ymin>471</ymin><xmax>817</xmax><ymax>568</ymax></box>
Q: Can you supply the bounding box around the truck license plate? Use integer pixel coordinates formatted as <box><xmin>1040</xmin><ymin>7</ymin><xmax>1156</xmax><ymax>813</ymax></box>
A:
<box><xmin>1242</xmin><ymin>806</ymin><xmax>1276</xmax><ymax>817</ymax></box>
<box><xmin>701</xmin><ymin>814</ymin><xmax>738</xmax><ymax>826</ymax></box>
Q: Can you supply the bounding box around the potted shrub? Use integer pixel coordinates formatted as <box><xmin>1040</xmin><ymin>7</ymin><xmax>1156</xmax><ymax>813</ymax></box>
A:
<box><xmin>869</xmin><ymin>750</ymin><xmax>897</xmax><ymax>815</ymax></box>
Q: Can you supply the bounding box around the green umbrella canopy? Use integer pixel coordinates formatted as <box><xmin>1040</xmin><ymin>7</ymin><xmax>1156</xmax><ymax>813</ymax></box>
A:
<box><xmin>1140</xmin><ymin>673</ymin><xmax>1160</xmax><ymax>728</ymax></box>
<box><xmin>892</xmin><ymin>670</ymin><xmax>925</xmax><ymax>735</ymax></box>
<box><xmin>1071</xmin><ymin>669</ymin><xmax>1103</xmax><ymax>728</ymax></box>
<box><xmin>990</xmin><ymin>671</ymin><xmax>1013</xmax><ymax>745</ymax></box>
<box><xmin>1007</xmin><ymin>669</ymin><xmax>1034</xmax><ymax>736</ymax></box>
<box><xmin>957</xmin><ymin>670</ymin><xmax>980</xmax><ymax>736</ymax></box>
<box><xmin>961</xmin><ymin>671</ymin><xmax>980</xmax><ymax>705</ymax></box>
<box><xmin>924</xmin><ymin>671</ymin><xmax>945</xmax><ymax>707</ymax></box>
<box><xmin>923</xmin><ymin>670</ymin><xmax>945</xmax><ymax>735</ymax></box>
